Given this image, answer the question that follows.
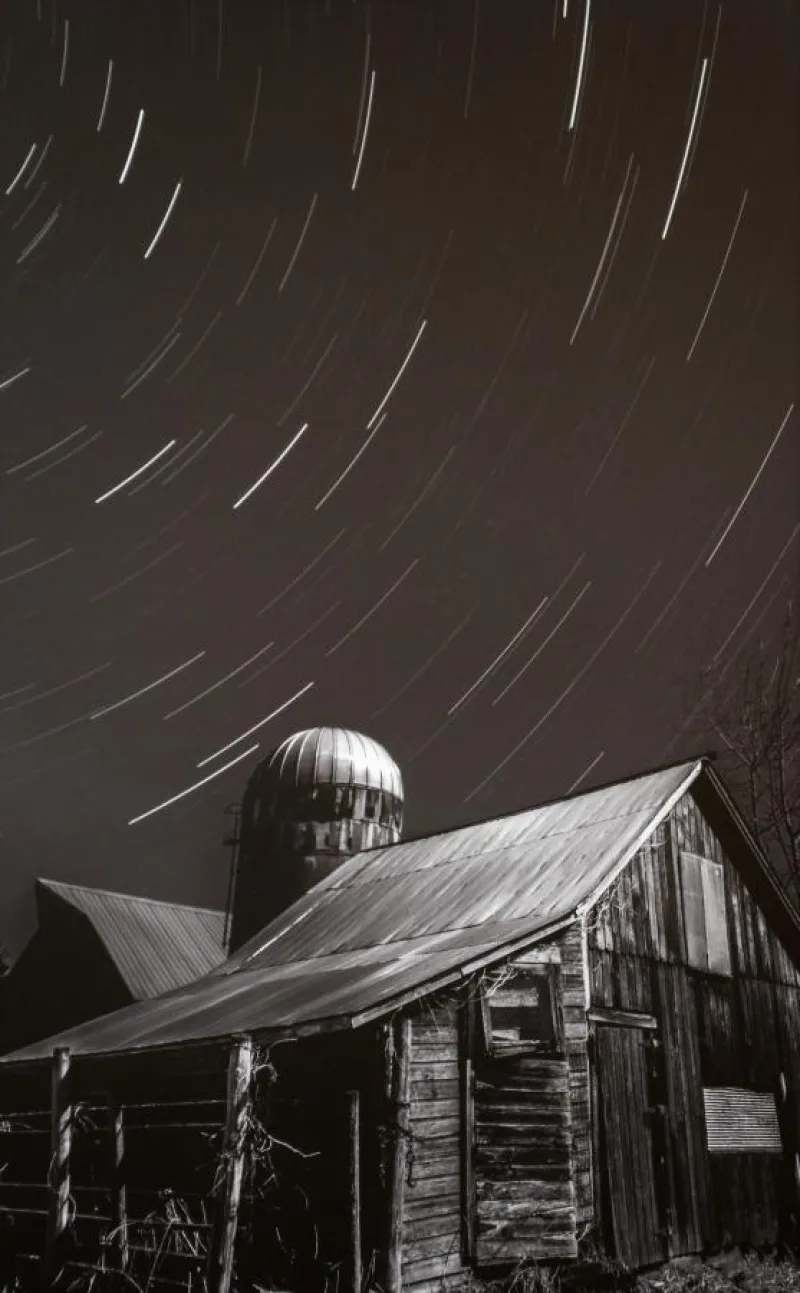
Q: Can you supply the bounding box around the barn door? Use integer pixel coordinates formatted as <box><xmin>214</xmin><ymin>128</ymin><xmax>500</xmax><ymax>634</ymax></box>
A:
<box><xmin>595</xmin><ymin>1025</ymin><xmax>667</xmax><ymax>1268</ymax></box>
<box><xmin>474</xmin><ymin>1054</ymin><xmax>577</xmax><ymax>1265</ymax></box>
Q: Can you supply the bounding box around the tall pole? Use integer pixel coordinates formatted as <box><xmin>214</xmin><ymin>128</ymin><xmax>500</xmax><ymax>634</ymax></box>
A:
<box><xmin>346</xmin><ymin>1089</ymin><xmax>362</xmax><ymax>1293</ymax></box>
<box><xmin>207</xmin><ymin>1035</ymin><xmax>253</xmax><ymax>1293</ymax></box>
<box><xmin>385</xmin><ymin>1016</ymin><xmax>412</xmax><ymax>1293</ymax></box>
<box><xmin>109</xmin><ymin>1105</ymin><xmax>129</xmax><ymax>1271</ymax></box>
<box><xmin>45</xmin><ymin>1047</ymin><xmax>72</xmax><ymax>1286</ymax></box>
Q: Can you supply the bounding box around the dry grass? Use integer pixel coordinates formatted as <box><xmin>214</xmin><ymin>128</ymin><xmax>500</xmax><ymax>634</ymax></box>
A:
<box><xmin>637</xmin><ymin>1252</ymin><xmax>800</xmax><ymax>1293</ymax></box>
<box><xmin>458</xmin><ymin>1252</ymin><xmax>800</xmax><ymax>1293</ymax></box>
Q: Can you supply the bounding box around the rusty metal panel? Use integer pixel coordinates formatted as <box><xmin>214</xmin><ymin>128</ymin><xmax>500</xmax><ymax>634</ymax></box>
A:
<box><xmin>703</xmin><ymin>1088</ymin><xmax>782</xmax><ymax>1154</ymax></box>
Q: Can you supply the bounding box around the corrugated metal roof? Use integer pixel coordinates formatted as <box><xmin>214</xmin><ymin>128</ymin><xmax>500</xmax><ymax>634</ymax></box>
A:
<box><xmin>7</xmin><ymin>760</ymin><xmax>701</xmax><ymax>1061</ymax></box>
<box><xmin>38</xmin><ymin>881</ymin><xmax>226</xmax><ymax>998</ymax></box>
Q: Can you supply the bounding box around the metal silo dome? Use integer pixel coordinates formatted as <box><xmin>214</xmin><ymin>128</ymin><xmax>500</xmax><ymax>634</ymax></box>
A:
<box><xmin>227</xmin><ymin>727</ymin><xmax>404</xmax><ymax>953</ymax></box>
<box><xmin>264</xmin><ymin>727</ymin><xmax>403</xmax><ymax>801</ymax></box>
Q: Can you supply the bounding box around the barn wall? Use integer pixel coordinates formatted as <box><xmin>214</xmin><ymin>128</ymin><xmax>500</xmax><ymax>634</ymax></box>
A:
<box><xmin>587</xmin><ymin>793</ymin><xmax>800</xmax><ymax>1260</ymax></box>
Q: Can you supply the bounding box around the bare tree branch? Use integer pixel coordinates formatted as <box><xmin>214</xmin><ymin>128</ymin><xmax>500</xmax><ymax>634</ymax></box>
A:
<box><xmin>692</xmin><ymin>597</ymin><xmax>800</xmax><ymax>906</ymax></box>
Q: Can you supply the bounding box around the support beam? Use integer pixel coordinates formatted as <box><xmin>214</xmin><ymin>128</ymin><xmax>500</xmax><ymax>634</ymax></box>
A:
<box><xmin>385</xmin><ymin>1015</ymin><xmax>412</xmax><ymax>1293</ymax></box>
<box><xmin>45</xmin><ymin>1047</ymin><xmax>72</xmax><ymax>1286</ymax></box>
<box><xmin>461</xmin><ymin>1057</ymin><xmax>475</xmax><ymax>1262</ymax></box>
<box><xmin>207</xmin><ymin>1035</ymin><xmax>253</xmax><ymax>1293</ymax></box>
<box><xmin>109</xmin><ymin>1105</ymin><xmax>128</xmax><ymax>1270</ymax></box>
<box><xmin>346</xmin><ymin>1089</ymin><xmax>362</xmax><ymax>1293</ymax></box>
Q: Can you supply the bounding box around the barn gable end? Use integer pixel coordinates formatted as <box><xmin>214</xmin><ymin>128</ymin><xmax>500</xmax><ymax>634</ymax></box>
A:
<box><xmin>583</xmin><ymin>784</ymin><xmax>800</xmax><ymax>1266</ymax></box>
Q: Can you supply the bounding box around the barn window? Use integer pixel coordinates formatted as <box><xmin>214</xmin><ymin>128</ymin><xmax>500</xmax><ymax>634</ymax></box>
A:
<box><xmin>480</xmin><ymin>965</ymin><xmax>562</xmax><ymax>1056</ymax></box>
<box><xmin>703</xmin><ymin>1087</ymin><xmax>782</xmax><ymax>1154</ymax></box>
<box><xmin>680</xmin><ymin>852</ymin><xmax>732</xmax><ymax>976</ymax></box>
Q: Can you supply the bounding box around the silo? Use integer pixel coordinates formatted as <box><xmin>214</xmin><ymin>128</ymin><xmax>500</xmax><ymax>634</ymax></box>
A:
<box><xmin>227</xmin><ymin>726</ymin><xmax>403</xmax><ymax>954</ymax></box>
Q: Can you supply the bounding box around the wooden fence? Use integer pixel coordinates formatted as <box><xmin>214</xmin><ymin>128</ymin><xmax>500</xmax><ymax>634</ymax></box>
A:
<box><xmin>0</xmin><ymin>1035</ymin><xmax>368</xmax><ymax>1293</ymax></box>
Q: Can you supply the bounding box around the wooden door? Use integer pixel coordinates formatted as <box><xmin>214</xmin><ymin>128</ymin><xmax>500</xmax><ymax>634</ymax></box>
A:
<box><xmin>474</xmin><ymin>1054</ymin><xmax>577</xmax><ymax>1266</ymax></box>
<box><xmin>595</xmin><ymin>1025</ymin><xmax>667</xmax><ymax>1269</ymax></box>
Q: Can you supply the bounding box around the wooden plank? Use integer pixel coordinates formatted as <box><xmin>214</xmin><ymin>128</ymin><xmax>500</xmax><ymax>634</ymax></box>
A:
<box><xmin>474</xmin><ymin>1152</ymin><xmax>573</xmax><ymax>1178</ymax></box>
<box><xmin>462</xmin><ymin>1055</ymin><xmax>475</xmax><ymax>1263</ymax></box>
<box><xmin>478</xmin><ymin>1199</ymin><xmax>575</xmax><ymax>1222</ymax></box>
<box><xmin>206</xmin><ymin>1035</ymin><xmax>253</xmax><ymax>1293</ymax></box>
<box><xmin>109</xmin><ymin>1106</ymin><xmax>128</xmax><ymax>1272</ymax></box>
<box><xmin>403</xmin><ymin>1232</ymin><xmax>467</xmax><ymax>1262</ymax></box>
<box><xmin>476</xmin><ymin>1232</ymin><xmax>577</xmax><ymax>1261</ymax></box>
<box><xmin>401</xmin><ymin>1253</ymin><xmax>465</xmax><ymax>1283</ymax></box>
<box><xmin>404</xmin><ymin>1175</ymin><xmax>460</xmax><ymax>1204</ymax></box>
<box><xmin>411</xmin><ymin>1098</ymin><xmax>460</xmax><ymax>1120</ymax></box>
<box><xmin>407</xmin><ymin>1043</ymin><xmax>457</xmax><ymax>1064</ymax></box>
<box><xmin>588</xmin><ymin>1007</ymin><xmax>658</xmax><ymax>1030</ymax></box>
<box><xmin>410</xmin><ymin>1134</ymin><xmax>460</xmax><ymax>1166</ymax></box>
<box><xmin>346</xmin><ymin>1090</ymin><xmax>361</xmax><ymax>1293</ymax></box>
<box><xmin>404</xmin><ymin>1211</ymin><xmax>463</xmax><ymax>1243</ymax></box>
<box><xmin>410</xmin><ymin>1115</ymin><xmax>460</xmax><ymax>1140</ymax></box>
<box><xmin>45</xmin><ymin>1047</ymin><xmax>72</xmax><ymax>1286</ymax></box>
<box><xmin>385</xmin><ymin>1015</ymin><xmax>412</xmax><ymax>1293</ymax></box>
<box><xmin>476</xmin><ymin>1178</ymin><xmax>573</xmax><ymax>1204</ymax></box>
<box><xmin>404</xmin><ymin>1186</ymin><xmax>461</xmax><ymax>1218</ymax></box>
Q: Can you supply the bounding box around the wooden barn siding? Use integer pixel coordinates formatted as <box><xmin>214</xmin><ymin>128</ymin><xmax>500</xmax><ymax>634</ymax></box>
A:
<box><xmin>401</xmin><ymin>999</ymin><xmax>467</xmax><ymax>1290</ymax></box>
<box><xmin>558</xmin><ymin>924</ymin><xmax>592</xmax><ymax>1227</ymax></box>
<box><xmin>587</xmin><ymin>794</ymin><xmax>799</xmax><ymax>1258</ymax></box>
<box><xmin>474</xmin><ymin>1053</ymin><xmax>576</xmax><ymax>1265</ymax></box>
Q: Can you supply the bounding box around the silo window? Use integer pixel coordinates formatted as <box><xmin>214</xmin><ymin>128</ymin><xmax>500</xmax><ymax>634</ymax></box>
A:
<box><xmin>479</xmin><ymin>966</ymin><xmax>562</xmax><ymax>1056</ymax></box>
<box><xmin>334</xmin><ymin>786</ymin><xmax>354</xmax><ymax>818</ymax></box>
<box><xmin>365</xmin><ymin>788</ymin><xmax>380</xmax><ymax>819</ymax></box>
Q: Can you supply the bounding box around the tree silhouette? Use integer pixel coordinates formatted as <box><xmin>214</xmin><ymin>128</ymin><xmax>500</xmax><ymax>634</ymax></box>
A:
<box><xmin>698</xmin><ymin>599</ymin><xmax>799</xmax><ymax>905</ymax></box>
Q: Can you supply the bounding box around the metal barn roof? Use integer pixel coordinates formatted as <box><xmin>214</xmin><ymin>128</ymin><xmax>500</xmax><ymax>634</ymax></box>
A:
<box><xmin>36</xmin><ymin>880</ymin><xmax>227</xmax><ymax>998</ymax></box>
<box><xmin>9</xmin><ymin>760</ymin><xmax>703</xmax><ymax>1060</ymax></box>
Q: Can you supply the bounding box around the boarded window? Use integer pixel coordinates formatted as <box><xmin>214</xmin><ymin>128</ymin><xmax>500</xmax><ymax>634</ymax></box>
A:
<box><xmin>480</xmin><ymin>966</ymin><xmax>561</xmax><ymax>1055</ymax></box>
<box><xmin>680</xmin><ymin>852</ymin><xmax>732</xmax><ymax>976</ymax></box>
<box><xmin>703</xmin><ymin>1087</ymin><xmax>782</xmax><ymax>1154</ymax></box>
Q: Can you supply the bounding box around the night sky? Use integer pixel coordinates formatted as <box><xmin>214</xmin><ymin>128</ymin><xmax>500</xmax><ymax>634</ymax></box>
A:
<box><xmin>1</xmin><ymin>0</ymin><xmax>797</xmax><ymax>956</ymax></box>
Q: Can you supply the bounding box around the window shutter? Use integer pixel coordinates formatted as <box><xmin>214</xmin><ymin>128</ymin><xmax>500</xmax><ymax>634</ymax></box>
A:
<box><xmin>681</xmin><ymin>851</ymin><xmax>707</xmax><ymax>970</ymax></box>
<box><xmin>700</xmin><ymin>858</ymin><xmax>732</xmax><ymax>976</ymax></box>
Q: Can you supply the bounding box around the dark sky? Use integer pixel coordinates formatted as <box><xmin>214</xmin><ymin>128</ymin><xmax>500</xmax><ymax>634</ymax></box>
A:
<box><xmin>0</xmin><ymin>0</ymin><xmax>796</xmax><ymax>956</ymax></box>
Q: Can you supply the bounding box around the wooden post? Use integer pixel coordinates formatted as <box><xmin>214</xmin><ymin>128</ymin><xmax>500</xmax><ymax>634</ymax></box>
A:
<box><xmin>384</xmin><ymin>1016</ymin><xmax>412</xmax><ymax>1293</ymax></box>
<box><xmin>45</xmin><ymin>1047</ymin><xmax>72</xmax><ymax>1285</ymax></box>
<box><xmin>109</xmin><ymin>1105</ymin><xmax>128</xmax><ymax>1270</ymax></box>
<box><xmin>461</xmin><ymin>991</ymin><xmax>477</xmax><ymax>1262</ymax></box>
<box><xmin>346</xmin><ymin>1089</ymin><xmax>362</xmax><ymax>1293</ymax></box>
<box><xmin>462</xmin><ymin>1058</ymin><xmax>475</xmax><ymax>1261</ymax></box>
<box><xmin>207</xmin><ymin>1035</ymin><xmax>253</xmax><ymax>1293</ymax></box>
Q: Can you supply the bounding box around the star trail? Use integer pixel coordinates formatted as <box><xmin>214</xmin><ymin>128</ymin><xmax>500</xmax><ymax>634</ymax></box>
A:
<box><xmin>0</xmin><ymin>0</ymin><xmax>796</xmax><ymax>953</ymax></box>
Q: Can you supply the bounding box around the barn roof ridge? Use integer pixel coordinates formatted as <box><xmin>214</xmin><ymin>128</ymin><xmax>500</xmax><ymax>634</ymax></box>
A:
<box><xmin>350</xmin><ymin>750</ymin><xmax>720</xmax><ymax>858</ymax></box>
<box><xmin>35</xmin><ymin>877</ymin><xmax>223</xmax><ymax>918</ymax></box>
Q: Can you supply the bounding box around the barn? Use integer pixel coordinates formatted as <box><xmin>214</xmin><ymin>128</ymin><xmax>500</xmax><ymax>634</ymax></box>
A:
<box><xmin>0</xmin><ymin>749</ymin><xmax>798</xmax><ymax>1292</ymax></box>
<box><xmin>0</xmin><ymin>881</ymin><xmax>226</xmax><ymax>1055</ymax></box>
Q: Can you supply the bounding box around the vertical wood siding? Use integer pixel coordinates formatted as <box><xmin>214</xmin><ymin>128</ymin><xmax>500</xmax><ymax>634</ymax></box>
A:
<box><xmin>558</xmin><ymin>924</ymin><xmax>592</xmax><ymax>1226</ymax></box>
<box><xmin>587</xmin><ymin>790</ymin><xmax>799</xmax><ymax>1262</ymax></box>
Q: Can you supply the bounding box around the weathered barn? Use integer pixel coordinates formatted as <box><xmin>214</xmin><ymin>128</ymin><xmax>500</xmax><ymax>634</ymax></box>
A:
<box><xmin>0</xmin><ymin>881</ymin><xmax>226</xmax><ymax>1055</ymax></box>
<box><xmin>0</xmin><ymin>755</ymin><xmax>798</xmax><ymax>1291</ymax></box>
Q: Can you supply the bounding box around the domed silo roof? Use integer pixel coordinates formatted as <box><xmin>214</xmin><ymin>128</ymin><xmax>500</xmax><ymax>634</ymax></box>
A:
<box><xmin>263</xmin><ymin>727</ymin><xmax>403</xmax><ymax>801</ymax></box>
